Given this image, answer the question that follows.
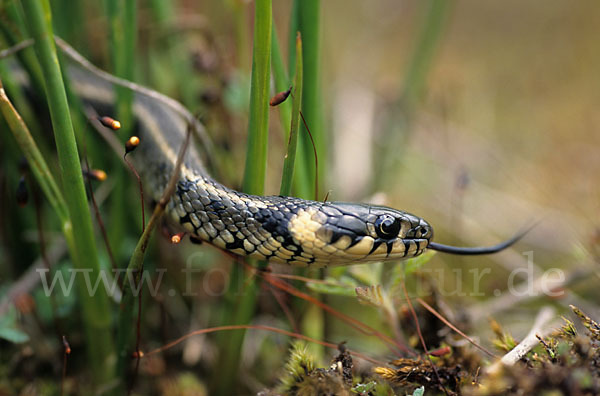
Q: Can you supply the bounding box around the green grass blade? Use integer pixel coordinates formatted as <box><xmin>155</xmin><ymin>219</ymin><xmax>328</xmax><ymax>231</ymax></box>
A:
<box><xmin>0</xmin><ymin>82</ymin><xmax>68</xmax><ymax>225</ymax></box>
<box><xmin>214</xmin><ymin>1</ymin><xmax>271</xmax><ymax>394</ymax></box>
<box><xmin>271</xmin><ymin>24</ymin><xmax>292</xmax><ymax>139</ymax></box>
<box><xmin>105</xmin><ymin>0</ymin><xmax>137</xmax><ymax>133</ymax></box>
<box><xmin>113</xmin><ymin>128</ymin><xmax>191</xmax><ymax>392</ymax></box>
<box><xmin>20</xmin><ymin>0</ymin><xmax>115</xmax><ymax>385</ymax></box>
<box><xmin>0</xmin><ymin>0</ymin><xmax>45</xmax><ymax>94</ymax></box>
<box><xmin>242</xmin><ymin>0</ymin><xmax>272</xmax><ymax>195</ymax></box>
<box><xmin>104</xmin><ymin>0</ymin><xmax>138</xmax><ymax>259</ymax></box>
<box><xmin>279</xmin><ymin>33</ymin><xmax>303</xmax><ymax>197</ymax></box>
<box><xmin>293</xmin><ymin>0</ymin><xmax>324</xmax><ymax>200</ymax></box>
<box><xmin>290</xmin><ymin>0</ymin><xmax>325</xmax><ymax>362</ymax></box>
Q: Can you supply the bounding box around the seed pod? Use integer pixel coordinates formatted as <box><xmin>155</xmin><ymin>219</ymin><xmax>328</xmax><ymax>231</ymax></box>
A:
<box><xmin>171</xmin><ymin>232</ymin><xmax>185</xmax><ymax>244</ymax></box>
<box><xmin>428</xmin><ymin>346</ymin><xmax>451</xmax><ymax>357</ymax></box>
<box><xmin>99</xmin><ymin>116</ymin><xmax>121</xmax><ymax>130</ymax></box>
<box><xmin>125</xmin><ymin>136</ymin><xmax>140</xmax><ymax>154</ymax></box>
<box><xmin>269</xmin><ymin>87</ymin><xmax>292</xmax><ymax>106</ymax></box>
<box><xmin>83</xmin><ymin>169</ymin><xmax>107</xmax><ymax>182</ymax></box>
<box><xmin>62</xmin><ymin>335</ymin><xmax>71</xmax><ymax>355</ymax></box>
<box><xmin>16</xmin><ymin>176</ymin><xmax>28</xmax><ymax>207</ymax></box>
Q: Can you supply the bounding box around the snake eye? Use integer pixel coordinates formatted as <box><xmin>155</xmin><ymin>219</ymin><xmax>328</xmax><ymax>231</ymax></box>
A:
<box><xmin>375</xmin><ymin>215</ymin><xmax>401</xmax><ymax>239</ymax></box>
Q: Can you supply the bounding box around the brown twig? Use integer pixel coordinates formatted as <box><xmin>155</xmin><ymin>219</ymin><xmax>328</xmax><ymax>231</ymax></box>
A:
<box><xmin>266</xmin><ymin>283</ymin><xmax>299</xmax><ymax>334</ymax></box>
<box><xmin>0</xmin><ymin>39</ymin><xmax>34</xmax><ymax>59</ymax></box>
<box><xmin>417</xmin><ymin>297</ymin><xmax>496</xmax><ymax>358</ymax></box>
<box><xmin>142</xmin><ymin>324</ymin><xmax>386</xmax><ymax>366</ymax></box>
<box><xmin>299</xmin><ymin>110</ymin><xmax>319</xmax><ymax>201</ymax></box>
<box><xmin>61</xmin><ymin>335</ymin><xmax>71</xmax><ymax>396</ymax></box>
<box><xmin>127</xmin><ymin>125</ymin><xmax>192</xmax><ymax>393</ymax></box>
<box><xmin>245</xmin><ymin>261</ymin><xmax>415</xmax><ymax>356</ymax></box>
<box><xmin>123</xmin><ymin>154</ymin><xmax>145</xmax><ymax>232</ymax></box>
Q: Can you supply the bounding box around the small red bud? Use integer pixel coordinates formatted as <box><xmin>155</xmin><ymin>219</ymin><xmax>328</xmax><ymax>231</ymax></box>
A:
<box><xmin>99</xmin><ymin>116</ymin><xmax>121</xmax><ymax>130</ymax></box>
<box><xmin>171</xmin><ymin>232</ymin><xmax>185</xmax><ymax>244</ymax></box>
<box><xmin>125</xmin><ymin>136</ymin><xmax>140</xmax><ymax>154</ymax></box>
<box><xmin>62</xmin><ymin>335</ymin><xmax>71</xmax><ymax>355</ymax></box>
<box><xmin>83</xmin><ymin>169</ymin><xmax>107</xmax><ymax>181</ymax></box>
<box><xmin>269</xmin><ymin>87</ymin><xmax>292</xmax><ymax>106</ymax></box>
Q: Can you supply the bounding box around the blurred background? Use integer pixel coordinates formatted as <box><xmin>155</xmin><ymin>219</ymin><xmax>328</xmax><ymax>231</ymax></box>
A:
<box><xmin>1</xmin><ymin>0</ymin><xmax>599</xmax><ymax>394</ymax></box>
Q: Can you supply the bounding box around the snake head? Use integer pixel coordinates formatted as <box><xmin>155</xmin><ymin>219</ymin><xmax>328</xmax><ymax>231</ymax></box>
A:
<box><xmin>287</xmin><ymin>202</ymin><xmax>433</xmax><ymax>266</ymax></box>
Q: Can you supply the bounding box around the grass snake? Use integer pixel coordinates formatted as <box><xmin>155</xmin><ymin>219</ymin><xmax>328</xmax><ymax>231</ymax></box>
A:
<box><xmin>19</xmin><ymin>56</ymin><xmax>527</xmax><ymax>267</ymax></box>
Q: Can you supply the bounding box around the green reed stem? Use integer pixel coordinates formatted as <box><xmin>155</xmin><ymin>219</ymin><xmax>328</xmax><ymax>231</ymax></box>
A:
<box><xmin>0</xmin><ymin>82</ymin><xmax>68</xmax><ymax>225</ymax></box>
<box><xmin>50</xmin><ymin>0</ymin><xmax>84</xmax><ymax>51</ymax></box>
<box><xmin>214</xmin><ymin>1</ymin><xmax>271</xmax><ymax>395</ymax></box>
<box><xmin>105</xmin><ymin>0</ymin><xmax>137</xmax><ymax>133</ymax></box>
<box><xmin>113</xmin><ymin>128</ymin><xmax>191</xmax><ymax>393</ymax></box>
<box><xmin>0</xmin><ymin>0</ymin><xmax>45</xmax><ymax>94</ymax></box>
<box><xmin>20</xmin><ymin>0</ymin><xmax>115</xmax><ymax>385</ymax></box>
<box><xmin>290</xmin><ymin>0</ymin><xmax>325</xmax><ymax>362</ymax></box>
<box><xmin>242</xmin><ymin>0</ymin><xmax>272</xmax><ymax>195</ymax></box>
<box><xmin>104</xmin><ymin>0</ymin><xmax>138</xmax><ymax>258</ymax></box>
<box><xmin>279</xmin><ymin>33</ymin><xmax>303</xmax><ymax>197</ymax></box>
<box><xmin>271</xmin><ymin>24</ymin><xmax>292</xmax><ymax>139</ymax></box>
<box><xmin>293</xmin><ymin>0</ymin><xmax>324</xmax><ymax>200</ymax></box>
<box><xmin>272</xmin><ymin>22</ymin><xmax>308</xmax><ymax>196</ymax></box>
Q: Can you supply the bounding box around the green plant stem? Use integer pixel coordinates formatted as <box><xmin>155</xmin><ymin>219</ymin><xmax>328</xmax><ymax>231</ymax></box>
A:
<box><xmin>214</xmin><ymin>1</ymin><xmax>271</xmax><ymax>395</ymax></box>
<box><xmin>293</xmin><ymin>0</ymin><xmax>324</xmax><ymax>200</ymax></box>
<box><xmin>105</xmin><ymin>0</ymin><xmax>137</xmax><ymax>133</ymax></box>
<box><xmin>0</xmin><ymin>47</ymin><xmax>45</xmax><ymax>155</ymax></box>
<box><xmin>290</xmin><ymin>0</ymin><xmax>325</xmax><ymax>362</ymax></box>
<box><xmin>114</xmin><ymin>128</ymin><xmax>191</xmax><ymax>392</ymax></box>
<box><xmin>0</xmin><ymin>0</ymin><xmax>45</xmax><ymax>94</ymax></box>
<box><xmin>271</xmin><ymin>24</ymin><xmax>292</xmax><ymax>139</ymax></box>
<box><xmin>0</xmin><ymin>82</ymin><xmax>68</xmax><ymax>225</ymax></box>
<box><xmin>272</xmin><ymin>22</ymin><xmax>307</xmax><ymax>196</ymax></box>
<box><xmin>279</xmin><ymin>33</ymin><xmax>303</xmax><ymax>197</ymax></box>
<box><xmin>242</xmin><ymin>0</ymin><xmax>272</xmax><ymax>195</ymax></box>
<box><xmin>104</xmin><ymin>0</ymin><xmax>138</xmax><ymax>258</ymax></box>
<box><xmin>50</xmin><ymin>0</ymin><xmax>85</xmax><ymax>50</ymax></box>
<box><xmin>20</xmin><ymin>0</ymin><xmax>114</xmax><ymax>385</ymax></box>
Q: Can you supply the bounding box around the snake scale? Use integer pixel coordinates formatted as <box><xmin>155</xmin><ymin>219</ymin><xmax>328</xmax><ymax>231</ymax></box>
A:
<box><xmin>33</xmin><ymin>58</ymin><xmax>526</xmax><ymax>267</ymax></box>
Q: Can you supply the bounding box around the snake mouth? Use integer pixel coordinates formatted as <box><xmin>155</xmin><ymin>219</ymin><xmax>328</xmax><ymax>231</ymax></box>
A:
<box><xmin>342</xmin><ymin>235</ymin><xmax>430</xmax><ymax>262</ymax></box>
<box><xmin>390</xmin><ymin>237</ymin><xmax>430</xmax><ymax>259</ymax></box>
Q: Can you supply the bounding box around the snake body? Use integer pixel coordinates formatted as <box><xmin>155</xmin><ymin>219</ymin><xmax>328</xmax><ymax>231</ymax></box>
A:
<box><xmin>19</xmin><ymin>56</ymin><xmax>521</xmax><ymax>267</ymax></box>
<box><xmin>65</xmin><ymin>65</ymin><xmax>433</xmax><ymax>267</ymax></box>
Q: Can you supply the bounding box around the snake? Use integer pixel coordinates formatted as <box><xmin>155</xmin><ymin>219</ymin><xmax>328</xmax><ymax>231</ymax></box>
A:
<box><xmin>12</xmin><ymin>48</ymin><xmax>527</xmax><ymax>267</ymax></box>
